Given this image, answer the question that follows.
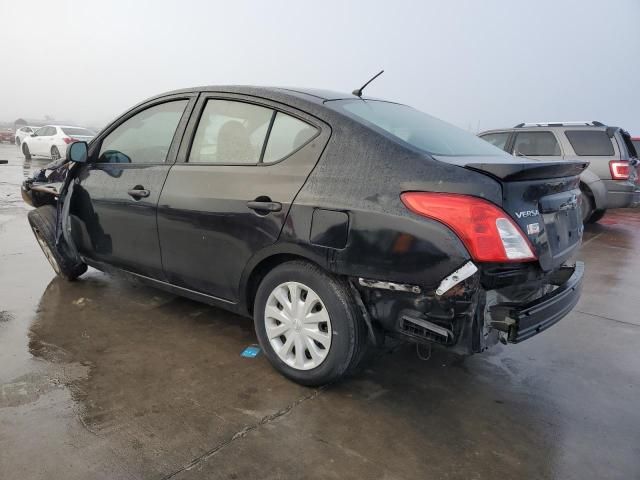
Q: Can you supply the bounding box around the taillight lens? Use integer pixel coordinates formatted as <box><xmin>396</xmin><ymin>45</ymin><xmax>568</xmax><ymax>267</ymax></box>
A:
<box><xmin>62</xmin><ymin>137</ymin><xmax>76</xmax><ymax>144</ymax></box>
<box><xmin>400</xmin><ymin>192</ymin><xmax>536</xmax><ymax>263</ymax></box>
<box><xmin>609</xmin><ymin>160</ymin><xmax>630</xmax><ymax>180</ymax></box>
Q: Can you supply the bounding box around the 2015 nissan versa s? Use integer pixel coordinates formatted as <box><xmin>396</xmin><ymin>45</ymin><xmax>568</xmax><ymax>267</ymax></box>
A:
<box><xmin>22</xmin><ymin>86</ymin><xmax>585</xmax><ymax>386</ymax></box>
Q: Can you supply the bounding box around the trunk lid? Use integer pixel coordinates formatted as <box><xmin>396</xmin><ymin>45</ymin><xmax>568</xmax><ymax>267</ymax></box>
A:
<box><xmin>435</xmin><ymin>155</ymin><xmax>588</xmax><ymax>272</ymax></box>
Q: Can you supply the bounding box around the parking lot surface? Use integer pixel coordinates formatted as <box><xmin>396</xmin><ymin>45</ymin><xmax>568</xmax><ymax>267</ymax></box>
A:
<box><xmin>1</xmin><ymin>143</ymin><xmax>639</xmax><ymax>479</ymax></box>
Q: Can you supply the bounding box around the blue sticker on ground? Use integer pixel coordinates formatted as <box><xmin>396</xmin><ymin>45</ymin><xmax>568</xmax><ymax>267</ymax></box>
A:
<box><xmin>241</xmin><ymin>345</ymin><xmax>261</xmax><ymax>358</ymax></box>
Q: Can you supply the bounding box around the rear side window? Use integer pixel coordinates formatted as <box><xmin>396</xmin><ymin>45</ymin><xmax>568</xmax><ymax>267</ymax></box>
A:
<box><xmin>62</xmin><ymin>127</ymin><xmax>94</xmax><ymax>137</ymax></box>
<box><xmin>479</xmin><ymin>132</ymin><xmax>510</xmax><ymax>151</ymax></box>
<box><xmin>262</xmin><ymin>112</ymin><xmax>317</xmax><ymax>163</ymax></box>
<box><xmin>632</xmin><ymin>140</ymin><xmax>640</xmax><ymax>157</ymax></box>
<box><xmin>98</xmin><ymin>100</ymin><xmax>188</xmax><ymax>164</ymax></box>
<box><xmin>189</xmin><ymin>100</ymin><xmax>273</xmax><ymax>164</ymax></box>
<box><xmin>565</xmin><ymin>130</ymin><xmax>614</xmax><ymax>156</ymax></box>
<box><xmin>513</xmin><ymin>131</ymin><xmax>561</xmax><ymax>156</ymax></box>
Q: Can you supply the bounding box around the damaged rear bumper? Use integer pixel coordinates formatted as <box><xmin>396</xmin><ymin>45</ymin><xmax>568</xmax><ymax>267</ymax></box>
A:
<box><xmin>488</xmin><ymin>262</ymin><xmax>584</xmax><ymax>343</ymax></box>
<box><xmin>354</xmin><ymin>261</ymin><xmax>584</xmax><ymax>353</ymax></box>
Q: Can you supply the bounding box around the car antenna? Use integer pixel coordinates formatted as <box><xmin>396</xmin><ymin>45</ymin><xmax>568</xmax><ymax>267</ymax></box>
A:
<box><xmin>352</xmin><ymin>70</ymin><xmax>384</xmax><ymax>98</ymax></box>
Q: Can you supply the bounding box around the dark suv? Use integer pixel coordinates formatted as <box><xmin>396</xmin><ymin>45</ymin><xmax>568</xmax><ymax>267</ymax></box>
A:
<box><xmin>479</xmin><ymin>122</ymin><xmax>639</xmax><ymax>223</ymax></box>
<box><xmin>23</xmin><ymin>87</ymin><xmax>585</xmax><ymax>385</ymax></box>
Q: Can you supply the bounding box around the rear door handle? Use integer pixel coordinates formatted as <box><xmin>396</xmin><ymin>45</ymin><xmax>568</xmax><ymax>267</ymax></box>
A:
<box><xmin>128</xmin><ymin>188</ymin><xmax>150</xmax><ymax>199</ymax></box>
<box><xmin>246</xmin><ymin>200</ymin><xmax>282</xmax><ymax>213</ymax></box>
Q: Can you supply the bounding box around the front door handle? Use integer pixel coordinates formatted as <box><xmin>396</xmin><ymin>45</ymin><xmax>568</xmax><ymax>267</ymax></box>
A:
<box><xmin>246</xmin><ymin>200</ymin><xmax>282</xmax><ymax>213</ymax></box>
<box><xmin>127</xmin><ymin>188</ymin><xmax>150</xmax><ymax>199</ymax></box>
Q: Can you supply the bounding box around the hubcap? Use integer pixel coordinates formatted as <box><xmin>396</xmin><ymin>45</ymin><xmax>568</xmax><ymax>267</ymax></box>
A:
<box><xmin>264</xmin><ymin>282</ymin><xmax>332</xmax><ymax>370</ymax></box>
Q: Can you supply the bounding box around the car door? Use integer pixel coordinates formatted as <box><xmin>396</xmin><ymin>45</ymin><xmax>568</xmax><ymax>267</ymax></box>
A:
<box><xmin>31</xmin><ymin>127</ymin><xmax>49</xmax><ymax>155</ymax></box>
<box><xmin>69</xmin><ymin>94</ymin><xmax>197</xmax><ymax>279</ymax></box>
<box><xmin>157</xmin><ymin>94</ymin><xmax>330</xmax><ymax>302</ymax></box>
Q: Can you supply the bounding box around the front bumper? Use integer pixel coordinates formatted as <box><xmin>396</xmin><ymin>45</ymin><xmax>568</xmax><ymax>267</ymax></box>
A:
<box><xmin>489</xmin><ymin>262</ymin><xmax>584</xmax><ymax>343</ymax></box>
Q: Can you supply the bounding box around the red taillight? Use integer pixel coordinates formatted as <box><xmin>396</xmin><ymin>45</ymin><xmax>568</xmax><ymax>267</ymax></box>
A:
<box><xmin>62</xmin><ymin>137</ymin><xmax>77</xmax><ymax>144</ymax></box>
<box><xmin>609</xmin><ymin>160</ymin><xmax>630</xmax><ymax>180</ymax></box>
<box><xmin>400</xmin><ymin>192</ymin><xmax>537</xmax><ymax>263</ymax></box>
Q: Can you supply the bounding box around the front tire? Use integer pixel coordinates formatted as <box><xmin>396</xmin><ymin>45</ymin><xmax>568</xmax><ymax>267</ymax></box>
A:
<box><xmin>27</xmin><ymin>205</ymin><xmax>87</xmax><ymax>281</ymax></box>
<box><xmin>22</xmin><ymin>143</ymin><xmax>31</xmax><ymax>160</ymax></box>
<box><xmin>254</xmin><ymin>261</ymin><xmax>368</xmax><ymax>386</ymax></box>
<box><xmin>15</xmin><ymin>137</ymin><xmax>21</xmax><ymax>147</ymax></box>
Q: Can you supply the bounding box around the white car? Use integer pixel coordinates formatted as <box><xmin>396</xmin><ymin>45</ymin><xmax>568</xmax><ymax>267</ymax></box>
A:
<box><xmin>14</xmin><ymin>126</ymin><xmax>41</xmax><ymax>146</ymax></box>
<box><xmin>21</xmin><ymin>125</ymin><xmax>95</xmax><ymax>160</ymax></box>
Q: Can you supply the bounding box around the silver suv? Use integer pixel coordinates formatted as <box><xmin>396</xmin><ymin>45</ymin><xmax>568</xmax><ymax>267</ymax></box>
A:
<box><xmin>479</xmin><ymin>122</ymin><xmax>639</xmax><ymax>223</ymax></box>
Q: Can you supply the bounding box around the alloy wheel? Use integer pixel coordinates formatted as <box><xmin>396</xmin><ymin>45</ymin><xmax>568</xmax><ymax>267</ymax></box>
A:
<box><xmin>51</xmin><ymin>147</ymin><xmax>60</xmax><ymax>160</ymax></box>
<box><xmin>264</xmin><ymin>281</ymin><xmax>332</xmax><ymax>370</ymax></box>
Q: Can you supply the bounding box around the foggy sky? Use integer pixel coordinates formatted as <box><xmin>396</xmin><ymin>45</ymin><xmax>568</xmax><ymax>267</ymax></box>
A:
<box><xmin>1</xmin><ymin>0</ymin><xmax>639</xmax><ymax>133</ymax></box>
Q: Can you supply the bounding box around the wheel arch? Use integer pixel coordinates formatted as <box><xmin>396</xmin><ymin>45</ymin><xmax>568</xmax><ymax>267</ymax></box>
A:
<box><xmin>242</xmin><ymin>251</ymin><xmax>325</xmax><ymax>316</ymax></box>
<box><xmin>579</xmin><ymin>170</ymin><xmax>607</xmax><ymax>210</ymax></box>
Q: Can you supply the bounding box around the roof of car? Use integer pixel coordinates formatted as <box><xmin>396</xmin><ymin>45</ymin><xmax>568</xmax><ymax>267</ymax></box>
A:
<box><xmin>45</xmin><ymin>125</ymin><xmax>92</xmax><ymax>129</ymax></box>
<box><xmin>479</xmin><ymin>124</ymin><xmax>613</xmax><ymax>135</ymax></box>
<box><xmin>149</xmin><ymin>85</ymin><xmax>362</xmax><ymax>105</ymax></box>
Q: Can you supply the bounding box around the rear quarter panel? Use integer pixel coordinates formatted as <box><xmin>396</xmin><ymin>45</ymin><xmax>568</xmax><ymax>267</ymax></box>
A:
<box><xmin>287</xmin><ymin>113</ymin><xmax>502</xmax><ymax>289</ymax></box>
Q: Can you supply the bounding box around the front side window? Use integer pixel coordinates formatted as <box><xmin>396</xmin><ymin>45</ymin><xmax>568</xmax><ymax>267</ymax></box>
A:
<box><xmin>328</xmin><ymin>99</ymin><xmax>509</xmax><ymax>157</ymax></box>
<box><xmin>513</xmin><ymin>131</ymin><xmax>561</xmax><ymax>156</ymax></box>
<box><xmin>189</xmin><ymin>100</ymin><xmax>273</xmax><ymax>164</ymax></box>
<box><xmin>479</xmin><ymin>132</ymin><xmax>510</xmax><ymax>151</ymax></box>
<box><xmin>262</xmin><ymin>112</ymin><xmax>317</xmax><ymax>163</ymax></box>
<box><xmin>98</xmin><ymin>100</ymin><xmax>188</xmax><ymax>164</ymax></box>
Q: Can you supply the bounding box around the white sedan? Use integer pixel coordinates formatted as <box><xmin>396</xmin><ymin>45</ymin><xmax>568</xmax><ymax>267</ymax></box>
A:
<box><xmin>21</xmin><ymin>125</ymin><xmax>95</xmax><ymax>160</ymax></box>
<box><xmin>14</xmin><ymin>126</ymin><xmax>40</xmax><ymax>146</ymax></box>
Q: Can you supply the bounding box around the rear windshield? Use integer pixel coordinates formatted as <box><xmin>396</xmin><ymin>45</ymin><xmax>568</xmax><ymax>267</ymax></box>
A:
<box><xmin>565</xmin><ymin>130</ymin><xmax>614</xmax><ymax>156</ymax></box>
<box><xmin>62</xmin><ymin>127</ymin><xmax>94</xmax><ymax>136</ymax></box>
<box><xmin>328</xmin><ymin>100</ymin><xmax>509</xmax><ymax>157</ymax></box>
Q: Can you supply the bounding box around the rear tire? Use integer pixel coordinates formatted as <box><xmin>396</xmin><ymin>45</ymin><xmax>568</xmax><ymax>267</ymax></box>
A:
<box><xmin>51</xmin><ymin>146</ymin><xmax>61</xmax><ymax>160</ymax></box>
<box><xmin>22</xmin><ymin>143</ymin><xmax>31</xmax><ymax>160</ymax></box>
<box><xmin>253</xmin><ymin>260</ymin><xmax>368</xmax><ymax>386</ymax></box>
<box><xmin>579</xmin><ymin>184</ymin><xmax>594</xmax><ymax>224</ymax></box>
<box><xmin>587</xmin><ymin>209</ymin><xmax>606</xmax><ymax>224</ymax></box>
<box><xmin>27</xmin><ymin>205</ymin><xmax>87</xmax><ymax>281</ymax></box>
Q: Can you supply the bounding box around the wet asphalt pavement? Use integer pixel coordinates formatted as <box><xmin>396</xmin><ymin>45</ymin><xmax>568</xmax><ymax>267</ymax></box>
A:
<box><xmin>0</xmin><ymin>142</ymin><xmax>639</xmax><ymax>479</ymax></box>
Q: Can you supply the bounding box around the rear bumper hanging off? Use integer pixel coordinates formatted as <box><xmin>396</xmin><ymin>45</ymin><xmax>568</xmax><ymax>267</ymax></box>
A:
<box><xmin>489</xmin><ymin>262</ymin><xmax>584</xmax><ymax>343</ymax></box>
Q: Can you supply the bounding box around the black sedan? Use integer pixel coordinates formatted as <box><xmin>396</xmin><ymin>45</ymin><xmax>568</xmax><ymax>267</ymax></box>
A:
<box><xmin>22</xmin><ymin>86</ymin><xmax>585</xmax><ymax>385</ymax></box>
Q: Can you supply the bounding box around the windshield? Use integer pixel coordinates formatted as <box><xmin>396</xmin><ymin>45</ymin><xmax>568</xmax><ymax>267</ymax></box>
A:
<box><xmin>328</xmin><ymin>100</ymin><xmax>509</xmax><ymax>157</ymax></box>
<box><xmin>62</xmin><ymin>127</ymin><xmax>94</xmax><ymax>136</ymax></box>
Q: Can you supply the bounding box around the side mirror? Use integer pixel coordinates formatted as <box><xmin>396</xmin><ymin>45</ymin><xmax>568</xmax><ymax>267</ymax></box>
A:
<box><xmin>67</xmin><ymin>141</ymin><xmax>88</xmax><ymax>163</ymax></box>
